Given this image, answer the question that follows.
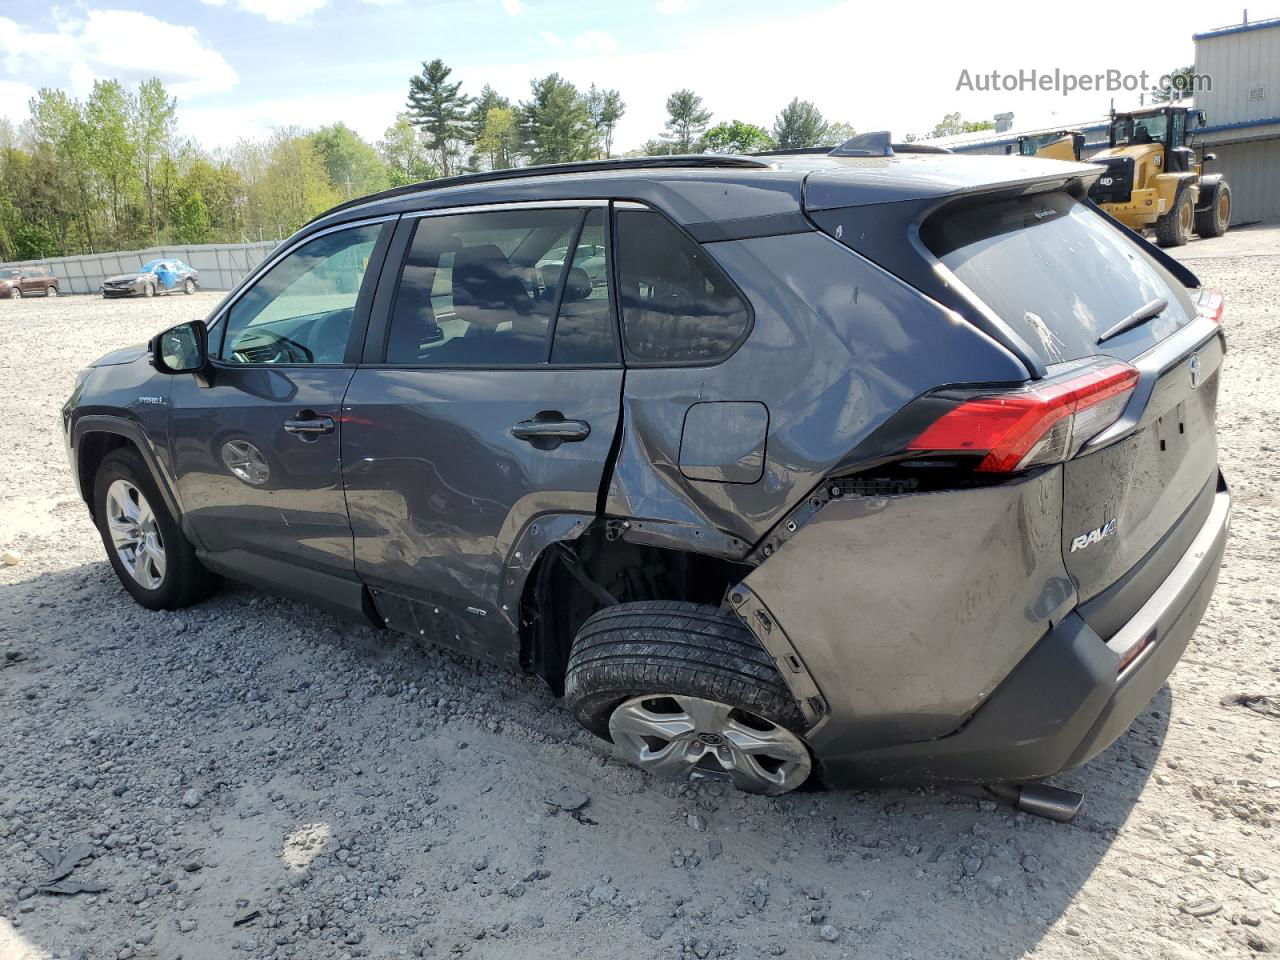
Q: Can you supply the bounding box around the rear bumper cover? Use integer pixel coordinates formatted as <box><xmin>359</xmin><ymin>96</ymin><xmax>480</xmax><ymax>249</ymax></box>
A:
<box><xmin>814</xmin><ymin>474</ymin><xmax>1230</xmax><ymax>786</ymax></box>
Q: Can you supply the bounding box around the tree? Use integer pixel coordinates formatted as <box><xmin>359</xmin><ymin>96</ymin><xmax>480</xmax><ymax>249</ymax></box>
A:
<box><xmin>378</xmin><ymin>113</ymin><xmax>437</xmax><ymax>186</ymax></box>
<box><xmin>1153</xmin><ymin>66</ymin><xmax>1196</xmax><ymax>103</ymax></box>
<box><xmin>663</xmin><ymin>89</ymin><xmax>712</xmax><ymax>153</ymax></box>
<box><xmin>819</xmin><ymin>121</ymin><xmax>856</xmax><ymax>147</ymax></box>
<box><xmin>310</xmin><ymin>123</ymin><xmax>388</xmax><ymax>198</ymax></box>
<box><xmin>703</xmin><ymin>120</ymin><xmax>773</xmax><ymax>154</ymax></box>
<box><xmin>174</xmin><ymin>191</ymin><xmax>211</xmax><ymax>243</ymax></box>
<box><xmin>772</xmin><ymin>99</ymin><xmax>827</xmax><ymax>149</ymax></box>
<box><xmin>585</xmin><ymin>85</ymin><xmax>625</xmax><ymax>158</ymax></box>
<box><xmin>132</xmin><ymin>78</ymin><xmax>177</xmax><ymax>242</ymax></box>
<box><xmin>928</xmin><ymin>112</ymin><xmax>995</xmax><ymax>138</ymax></box>
<box><xmin>85</xmin><ymin>79</ymin><xmax>138</xmax><ymax>245</ymax></box>
<box><xmin>406</xmin><ymin>59</ymin><xmax>472</xmax><ymax>177</ymax></box>
<box><xmin>254</xmin><ymin>129</ymin><xmax>339</xmax><ymax>238</ymax></box>
<box><xmin>520</xmin><ymin>74</ymin><xmax>593</xmax><ymax>165</ymax></box>
<box><xmin>474</xmin><ymin>106</ymin><xmax>520</xmax><ymax>171</ymax></box>
<box><xmin>28</xmin><ymin>88</ymin><xmax>95</xmax><ymax>253</ymax></box>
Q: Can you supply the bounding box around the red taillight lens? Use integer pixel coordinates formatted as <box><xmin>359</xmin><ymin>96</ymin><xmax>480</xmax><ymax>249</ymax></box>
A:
<box><xmin>1197</xmin><ymin>288</ymin><xmax>1224</xmax><ymax>324</ymax></box>
<box><xmin>908</xmin><ymin>362</ymin><xmax>1139</xmax><ymax>473</ymax></box>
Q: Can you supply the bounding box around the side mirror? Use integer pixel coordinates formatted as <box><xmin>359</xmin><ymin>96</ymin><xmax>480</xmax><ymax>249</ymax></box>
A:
<box><xmin>151</xmin><ymin>320</ymin><xmax>208</xmax><ymax>374</ymax></box>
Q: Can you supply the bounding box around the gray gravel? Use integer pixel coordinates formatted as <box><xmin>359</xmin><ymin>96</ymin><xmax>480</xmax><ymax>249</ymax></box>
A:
<box><xmin>2</xmin><ymin>228</ymin><xmax>1278</xmax><ymax>960</ymax></box>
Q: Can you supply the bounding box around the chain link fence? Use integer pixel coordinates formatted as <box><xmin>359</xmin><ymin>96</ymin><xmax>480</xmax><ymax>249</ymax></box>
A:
<box><xmin>0</xmin><ymin>241</ymin><xmax>280</xmax><ymax>295</ymax></box>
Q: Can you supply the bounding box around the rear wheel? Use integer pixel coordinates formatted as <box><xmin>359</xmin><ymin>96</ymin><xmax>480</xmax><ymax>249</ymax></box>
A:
<box><xmin>1195</xmin><ymin>182</ymin><xmax>1231</xmax><ymax>238</ymax></box>
<box><xmin>92</xmin><ymin>448</ymin><xmax>219</xmax><ymax>610</ymax></box>
<box><xmin>1155</xmin><ymin>189</ymin><xmax>1194</xmax><ymax>247</ymax></box>
<box><xmin>183</xmin><ymin>277</ymin><xmax>196</xmax><ymax>294</ymax></box>
<box><xmin>564</xmin><ymin>600</ymin><xmax>811</xmax><ymax>795</ymax></box>
<box><xmin>46</xmin><ymin>285</ymin><xmax>57</xmax><ymax>297</ymax></box>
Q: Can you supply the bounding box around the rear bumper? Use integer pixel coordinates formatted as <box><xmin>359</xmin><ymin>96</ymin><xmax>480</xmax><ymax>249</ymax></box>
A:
<box><xmin>814</xmin><ymin>474</ymin><xmax>1230</xmax><ymax>786</ymax></box>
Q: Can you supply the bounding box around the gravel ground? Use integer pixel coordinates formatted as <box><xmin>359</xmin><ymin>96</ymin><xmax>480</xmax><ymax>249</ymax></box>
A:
<box><xmin>2</xmin><ymin>229</ymin><xmax>1278</xmax><ymax>960</ymax></box>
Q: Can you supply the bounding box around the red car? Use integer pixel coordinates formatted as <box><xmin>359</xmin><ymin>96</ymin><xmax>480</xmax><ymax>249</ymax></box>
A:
<box><xmin>1</xmin><ymin>268</ymin><xmax>60</xmax><ymax>299</ymax></box>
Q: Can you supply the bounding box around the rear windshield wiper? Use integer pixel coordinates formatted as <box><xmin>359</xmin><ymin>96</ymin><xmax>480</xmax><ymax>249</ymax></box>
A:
<box><xmin>1097</xmin><ymin>297</ymin><xmax>1167</xmax><ymax>344</ymax></box>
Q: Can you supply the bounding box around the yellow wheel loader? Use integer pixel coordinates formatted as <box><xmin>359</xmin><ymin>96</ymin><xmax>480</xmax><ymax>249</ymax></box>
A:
<box><xmin>1016</xmin><ymin>107</ymin><xmax>1231</xmax><ymax>247</ymax></box>
<box><xmin>1088</xmin><ymin>107</ymin><xmax>1231</xmax><ymax>246</ymax></box>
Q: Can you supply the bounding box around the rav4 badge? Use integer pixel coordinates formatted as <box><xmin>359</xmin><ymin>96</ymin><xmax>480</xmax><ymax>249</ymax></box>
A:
<box><xmin>1071</xmin><ymin>519</ymin><xmax>1118</xmax><ymax>552</ymax></box>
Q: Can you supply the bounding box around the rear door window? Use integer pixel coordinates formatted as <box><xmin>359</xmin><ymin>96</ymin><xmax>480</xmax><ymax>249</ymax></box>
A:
<box><xmin>921</xmin><ymin>192</ymin><xmax>1196</xmax><ymax>364</ymax></box>
<box><xmin>615</xmin><ymin>208</ymin><xmax>752</xmax><ymax>364</ymax></box>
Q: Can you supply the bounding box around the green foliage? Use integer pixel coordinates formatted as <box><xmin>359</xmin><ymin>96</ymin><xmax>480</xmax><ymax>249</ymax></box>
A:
<box><xmin>406</xmin><ymin>58</ymin><xmax>472</xmax><ymax>176</ymax></box>
<box><xmin>819</xmin><ymin>121</ymin><xmax>856</xmax><ymax>147</ymax></box>
<box><xmin>1152</xmin><ymin>66</ymin><xmax>1196</xmax><ymax>103</ymax></box>
<box><xmin>474</xmin><ymin>106</ymin><xmax>520</xmax><ymax>171</ymax></box>
<box><xmin>773</xmin><ymin>99</ymin><xmax>828</xmax><ymax>149</ymax></box>
<box><xmin>585</xmin><ymin>85</ymin><xmax>625</xmax><ymax>158</ymax></box>
<box><xmin>929</xmin><ymin>112</ymin><xmax>995</xmax><ymax>138</ymax></box>
<box><xmin>13</xmin><ymin>220</ymin><xmax>56</xmax><ymax>260</ymax></box>
<box><xmin>310</xmin><ymin>122</ymin><xmax>389</xmax><ymax>198</ymax></box>
<box><xmin>174</xmin><ymin>192</ymin><xmax>211</xmax><ymax>244</ymax></box>
<box><xmin>663</xmin><ymin>89</ymin><xmax>712</xmax><ymax>153</ymax></box>
<box><xmin>520</xmin><ymin>74</ymin><xmax>594</xmax><ymax>165</ymax></box>
<box><xmin>703</xmin><ymin>120</ymin><xmax>773</xmax><ymax>155</ymax></box>
<box><xmin>378</xmin><ymin>113</ymin><xmax>438</xmax><ymax>186</ymax></box>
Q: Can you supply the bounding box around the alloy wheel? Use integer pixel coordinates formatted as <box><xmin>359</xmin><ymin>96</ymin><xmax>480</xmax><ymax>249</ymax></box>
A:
<box><xmin>104</xmin><ymin>479</ymin><xmax>167</xmax><ymax>590</ymax></box>
<box><xmin>608</xmin><ymin>693</ymin><xmax>811</xmax><ymax>795</ymax></box>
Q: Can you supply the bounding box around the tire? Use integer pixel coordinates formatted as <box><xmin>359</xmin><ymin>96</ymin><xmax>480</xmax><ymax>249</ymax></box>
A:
<box><xmin>183</xmin><ymin>278</ymin><xmax>196</xmax><ymax>295</ymax></box>
<box><xmin>564</xmin><ymin>600</ymin><xmax>810</xmax><ymax>793</ymax></box>
<box><xmin>1155</xmin><ymin>188</ymin><xmax>1194</xmax><ymax>247</ymax></box>
<box><xmin>46</xmin><ymin>285</ymin><xmax>57</xmax><ymax>297</ymax></box>
<box><xmin>10</xmin><ymin>287</ymin><xmax>20</xmax><ymax>300</ymax></box>
<box><xmin>1195</xmin><ymin>182</ymin><xmax>1231</xmax><ymax>238</ymax></box>
<box><xmin>143</xmin><ymin>282</ymin><xmax>155</xmax><ymax>298</ymax></box>
<box><xmin>92</xmin><ymin>448</ymin><xmax>219</xmax><ymax>610</ymax></box>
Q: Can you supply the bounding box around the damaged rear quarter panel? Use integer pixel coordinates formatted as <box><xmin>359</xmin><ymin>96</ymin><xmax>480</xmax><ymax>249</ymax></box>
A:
<box><xmin>743</xmin><ymin>468</ymin><xmax>1077</xmax><ymax>754</ymax></box>
<box><xmin>604</xmin><ymin>231</ymin><xmax>1030</xmax><ymax>548</ymax></box>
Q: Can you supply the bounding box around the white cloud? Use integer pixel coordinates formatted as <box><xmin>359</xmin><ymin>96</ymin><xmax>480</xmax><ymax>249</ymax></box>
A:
<box><xmin>179</xmin><ymin>89</ymin><xmax>401</xmax><ymax>148</ymax></box>
<box><xmin>573</xmin><ymin>31</ymin><xmax>618</xmax><ymax>53</ymax></box>
<box><xmin>0</xmin><ymin>11</ymin><xmax>238</xmax><ymax>100</ymax></box>
<box><xmin>199</xmin><ymin>0</ymin><xmax>327</xmax><ymax>22</ymax></box>
<box><xmin>502</xmin><ymin>0</ymin><xmax>525</xmax><ymax>14</ymax></box>
<box><xmin>360</xmin><ymin>0</ymin><xmax>404</xmax><ymax>5</ymax></box>
<box><xmin>538</xmin><ymin>30</ymin><xmax>561</xmax><ymax>46</ymax></box>
<box><xmin>655</xmin><ymin>0</ymin><xmax>690</xmax><ymax>13</ymax></box>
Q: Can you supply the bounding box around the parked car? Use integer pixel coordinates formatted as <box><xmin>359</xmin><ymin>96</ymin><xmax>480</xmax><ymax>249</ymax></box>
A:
<box><xmin>101</xmin><ymin>259</ymin><xmax>199</xmax><ymax>298</ymax></box>
<box><xmin>62</xmin><ymin>148</ymin><xmax>1229</xmax><ymax>804</ymax></box>
<box><xmin>1</xmin><ymin>267</ymin><xmax>59</xmax><ymax>299</ymax></box>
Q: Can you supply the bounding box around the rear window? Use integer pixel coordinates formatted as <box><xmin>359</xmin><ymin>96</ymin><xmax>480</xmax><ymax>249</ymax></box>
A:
<box><xmin>922</xmin><ymin>192</ymin><xmax>1196</xmax><ymax>364</ymax></box>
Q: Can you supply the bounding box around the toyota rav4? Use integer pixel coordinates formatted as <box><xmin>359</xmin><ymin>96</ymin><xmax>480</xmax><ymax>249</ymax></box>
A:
<box><xmin>63</xmin><ymin>143</ymin><xmax>1230</xmax><ymax>800</ymax></box>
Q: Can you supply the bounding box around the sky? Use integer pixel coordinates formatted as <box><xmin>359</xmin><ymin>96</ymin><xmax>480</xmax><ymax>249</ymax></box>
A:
<box><xmin>0</xmin><ymin>0</ymin><xmax>1274</xmax><ymax>153</ymax></box>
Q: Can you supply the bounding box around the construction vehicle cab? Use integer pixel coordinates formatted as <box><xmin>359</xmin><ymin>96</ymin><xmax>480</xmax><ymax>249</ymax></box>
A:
<box><xmin>1087</xmin><ymin>106</ymin><xmax>1231</xmax><ymax>246</ymax></box>
<box><xmin>1015</xmin><ymin>130</ymin><xmax>1085</xmax><ymax>163</ymax></box>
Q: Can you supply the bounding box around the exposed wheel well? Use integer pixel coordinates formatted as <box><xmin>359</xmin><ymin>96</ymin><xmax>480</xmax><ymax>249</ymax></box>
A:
<box><xmin>77</xmin><ymin>431</ymin><xmax>133</xmax><ymax>518</ymax></box>
<box><xmin>519</xmin><ymin>524</ymin><xmax>755</xmax><ymax>694</ymax></box>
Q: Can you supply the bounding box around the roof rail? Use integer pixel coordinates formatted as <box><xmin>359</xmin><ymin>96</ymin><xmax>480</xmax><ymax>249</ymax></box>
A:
<box><xmin>309</xmin><ymin>154</ymin><xmax>773</xmax><ymax>225</ymax></box>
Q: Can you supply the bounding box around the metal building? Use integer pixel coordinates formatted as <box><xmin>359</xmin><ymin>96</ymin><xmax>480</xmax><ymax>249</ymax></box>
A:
<box><xmin>1194</xmin><ymin>15</ymin><xmax>1280</xmax><ymax>224</ymax></box>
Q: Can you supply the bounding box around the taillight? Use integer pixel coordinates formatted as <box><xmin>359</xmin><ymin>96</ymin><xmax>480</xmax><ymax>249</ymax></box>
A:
<box><xmin>907</xmin><ymin>361</ymin><xmax>1139</xmax><ymax>473</ymax></box>
<box><xmin>1197</xmin><ymin>288</ymin><xmax>1224</xmax><ymax>324</ymax></box>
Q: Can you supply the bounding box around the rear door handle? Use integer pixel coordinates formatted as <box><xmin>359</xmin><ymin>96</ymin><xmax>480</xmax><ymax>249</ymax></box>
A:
<box><xmin>283</xmin><ymin>412</ymin><xmax>335</xmax><ymax>437</ymax></box>
<box><xmin>511</xmin><ymin>416</ymin><xmax>590</xmax><ymax>449</ymax></box>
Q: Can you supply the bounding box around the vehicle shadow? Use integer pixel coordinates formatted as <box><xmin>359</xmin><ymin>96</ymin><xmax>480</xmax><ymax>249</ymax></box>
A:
<box><xmin>1</xmin><ymin>562</ymin><xmax>1171</xmax><ymax>960</ymax></box>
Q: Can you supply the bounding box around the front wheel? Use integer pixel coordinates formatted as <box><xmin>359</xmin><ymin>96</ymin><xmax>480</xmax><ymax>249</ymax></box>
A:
<box><xmin>92</xmin><ymin>448</ymin><xmax>219</xmax><ymax>609</ymax></box>
<box><xmin>564</xmin><ymin>601</ymin><xmax>812</xmax><ymax>795</ymax></box>
<box><xmin>10</xmin><ymin>287</ymin><xmax>20</xmax><ymax>300</ymax></box>
<box><xmin>1155</xmin><ymin>189</ymin><xmax>1194</xmax><ymax>247</ymax></box>
<box><xmin>143</xmin><ymin>282</ymin><xmax>155</xmax><ymax>298</ymax></box>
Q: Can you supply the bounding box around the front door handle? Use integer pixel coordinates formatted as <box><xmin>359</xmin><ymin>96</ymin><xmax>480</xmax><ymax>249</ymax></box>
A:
<box><xmin>511</xmin><ymin>415</ymin><xmax>590</xmax><ymax>450</ymax></box>
<box><xmin>283</xmin><ymin>412</ymin><xmax>335</xmax><ymax>437</ymax></box>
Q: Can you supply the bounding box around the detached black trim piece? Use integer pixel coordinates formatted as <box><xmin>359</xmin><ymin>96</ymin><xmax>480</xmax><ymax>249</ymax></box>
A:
<box><xmin>685</xmin><ymin>211</ymin><xmax>814</xmax><ymax>243</ymax></box>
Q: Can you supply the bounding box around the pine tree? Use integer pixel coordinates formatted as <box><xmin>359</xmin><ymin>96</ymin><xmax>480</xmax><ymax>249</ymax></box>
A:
<box><xmin>406</xmin><ymin>59</ymin><xmax>472</xmax><ymax>177</ymax></box>
<box><xmin>663</xmin><ymin>89</ymin><xmax>712</xmax><ymax>153</ymax></box>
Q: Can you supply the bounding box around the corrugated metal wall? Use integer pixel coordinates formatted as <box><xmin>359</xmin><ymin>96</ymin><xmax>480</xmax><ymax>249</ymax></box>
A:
<box><xmin>0</xmin><ymin>241</ymin><xmax>278</xmax><ymax>295</ymax></box>
<box><xmin>1195</xmin><ymin>22</ymin><xmax>1280</xmax><ymax>126</ymax></box>
<box><xmin>1208</xmin><ymin>139</ymin><xmax>1280</xmax><ymax>224</ymax></box>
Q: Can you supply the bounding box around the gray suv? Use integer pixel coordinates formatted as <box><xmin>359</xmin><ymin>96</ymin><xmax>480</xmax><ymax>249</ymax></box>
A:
<box><xmin>63</xmin><ymin>145</ymin><xmax>1230</xmax><ymax>803</ymax></box>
